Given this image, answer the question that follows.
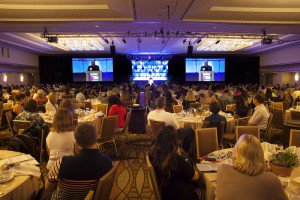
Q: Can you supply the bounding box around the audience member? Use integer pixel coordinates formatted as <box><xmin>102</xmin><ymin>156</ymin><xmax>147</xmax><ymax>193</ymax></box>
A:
<box><xmin>108</xmin><ymin>95</ymin><xmax>127</xmax><ymax>128</ymax></box>
<box><xmin>248</xmin><ymin>93</ymin><xmax>270</xmax><ymax>130</ymax></box>
<box><xmin>45</xmin><ymin>92</ymin><xmax>58</xmax><ymax>113</ymax></box>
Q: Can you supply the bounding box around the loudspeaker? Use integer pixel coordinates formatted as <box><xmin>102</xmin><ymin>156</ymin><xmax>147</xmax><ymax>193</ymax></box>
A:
<box><xmin>187</xmin><ymin>45</ymin><xmax>193</xmax><ymax>56</ymax></box>
<box><xmin>110</xmin><ymin>45</ymin><xmax>116</xmax><ymax>55</ymax></box>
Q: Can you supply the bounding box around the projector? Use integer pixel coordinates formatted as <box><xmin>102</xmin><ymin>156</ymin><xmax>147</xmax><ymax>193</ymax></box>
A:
<box><xmin>47</xmin><ymin>36</ymin><xmax>58</xmax><ymax>43</ymax></box>
<box><xmin>261</xmin><ymin>36</ymin><xmax>273</xmax><ymax>45</ymax></box>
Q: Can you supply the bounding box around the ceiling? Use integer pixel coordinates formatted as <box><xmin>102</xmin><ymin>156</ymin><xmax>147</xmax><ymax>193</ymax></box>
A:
<box><xmin>0</xmin><ymin>0</ymin><xmax>300</xmax><ymax>55</ymax></box>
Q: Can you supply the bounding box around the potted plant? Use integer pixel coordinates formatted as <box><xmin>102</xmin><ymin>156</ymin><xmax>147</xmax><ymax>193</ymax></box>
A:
<box><xmin>269</xmin><ymin>149</ymin><xmax>299</xmax><ymax>177</ymax></box>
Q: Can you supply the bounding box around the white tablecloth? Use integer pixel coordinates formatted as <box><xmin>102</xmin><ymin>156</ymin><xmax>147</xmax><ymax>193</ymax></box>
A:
<box><xmin>0</xmin><ymin>150</ymin><xmax>40</xmax><ymax>200</ymax></box>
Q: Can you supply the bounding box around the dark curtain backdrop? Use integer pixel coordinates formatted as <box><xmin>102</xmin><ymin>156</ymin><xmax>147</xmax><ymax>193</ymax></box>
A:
<box><xmin>39</xmin><ymin>54</ymin><xmax>132</xmax><ymax>84</ymax></box>
<box><xmin>39</xmin><ymin>54</ymin><xmax>259</xmax><ymax>84</ymax></box>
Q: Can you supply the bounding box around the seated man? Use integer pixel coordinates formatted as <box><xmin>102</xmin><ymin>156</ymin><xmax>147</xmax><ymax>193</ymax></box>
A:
<box><xmin>248</xmin><ymin>93</ymin><xmax>270</xmax><ymax>131</ymax></box>
<box><xmin>147</xmin><ymin>97</ymin><xmax>194</xmax><ymax>154</ymax></box>
<box><xmin>43</xmin><ymin>123</ymin><xmax>113</xmax><ymax>200</ymax></box>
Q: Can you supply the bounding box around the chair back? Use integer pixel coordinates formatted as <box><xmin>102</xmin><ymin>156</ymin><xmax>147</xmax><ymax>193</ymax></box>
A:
<box><xmin>190</xmin><ymin>102</ymin><xmax>201</xmax><ymax>109</ymax></box>
<box><xmin>83</xmin><ymin>101</ymin><xmax>92</xmax><ymax>109</ymax></box>
<box><xmin>236</xmin><ymin>126</ymin><xmax>260</xmax><ymax>141</ymax></box>
<box><xmin>226</xmin><ymin>104</ymin><xmax>236</xmax><ymax>112</ymax></box>
<box><xmin>93</xmin><ymin>161</ymin><xmax>120</xmax><ymax>200</ymax></box>
<box><xmin>290</xmin><ymin>111</ymin><xmax>300</xmax><ymax>120</ymax></box>
<box><xmin>149</xmin><ymin>120</ymin><xmax>165</xmax><ymax>139</ymax></box>
<box><xmin>202</xmin><ymin>121</ymin><xmax>225</xmax><ymax>145</ymax></box>
<box><xmin>283</xmin><ymin>101</ymin><xmax>291</xmax><ymax>112</ymax></box>
<box><xmin>200</xmin><ymin>104</ymin><xmax>209</xmax><ymax>111</ymax></box>
<box><xmin>84</xmin><ymin>191</ymin><xmax>94</xmax><ymax>200</ymax></box>
<box><xmin>237</xmin><ymin>116</ymin><xmax>250</xmax><ymax>126</ymax></box>
<box><xmin>5</xmin><ymin>111</ymin><xmax>14</xmax><ymax>133</ymax></box>
<box><xmin>98</xmin><ymin>116</ymin><xmax>118</xmax><ymax>139</ymax></box>
<box><xmin>94</xmin><ymin>104</ymin><xmax>108</xmax><ymax>115</ymax></box>
<box><xmin>123</xmin><ymin>101</ymin><xmax>134</xmax><ymax>107</ymax></box>
<box><xmin>0</xmin><ymin>108</ymin><xmax>12</xmax><ymax>129</ymax></box>
<box><xmin>289</xmin><ymin>129</ymin><xmax>300</xmax><ymax>147</ymax></box>
<box><xmin>56</xmin><ymin>98</ymin><xmax>63</xmax><ymax>107</ymax></box>
<box><xmin>297</xmin><ymin>102</ymin><xmax>300</xmax><ymax>106</ymax></box>
<box><xmin>173</xmin><ymin>105</ymin><xmax>183</xmax><ymax>113</ymax></box>
<box><xmin>13</xmin><ymin>120</ymin><xmax>32</xmax><ymax>135</ymax></box>
<box><xmin>272</xmin><ymin>102</ymin><xmax>283</xmax><ymax>110</ymax></box>
<box><xmin>3</xmin><ymin>103</ymin><xmax>12</xmax><ymax>109</ymax></box>
<box><xmin>270</xmin><ymin>109</ymin><xmax>284</xmax><ymax>128</ymax></box>
<box><xmin>146</xmin><ymin>155</ymin><xmax>161</xmax><ymax>200</ymax></box>
<box><xmin>195</xmin><ymin>128</ymin><xmax>218</xmax><ymax>158</ymax></box>
<box><xmin>123</xmin><ymin>111</ymin><xmax>131</xmax><ymax>133</ymax></box>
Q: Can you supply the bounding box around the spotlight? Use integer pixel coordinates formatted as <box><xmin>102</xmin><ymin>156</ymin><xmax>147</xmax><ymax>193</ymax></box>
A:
<box><xmin>47</xmin><ymin>36</ymin><xmax>58</xmax><ymax>43</ymax></box>
<box><xmin>261</xmin><ymin>30</ymin><xmax>273</xmax><ymax>45</ymax></box>
<box><xmin>162</xmin><ymin>40</ymin><xmax>165</xmax><ymax>44</ymax></box>
<box><xmin>215</xmin><ymin>40</ymin><xmax>220</xmax><ymax>44</ymax></box>
<box><xmin>104</xmin><ymin>38</ymin><xmax>109</xmax><ymax>44</ymax></box>
<box><xmin>122</xmin><ymin>38</ymin><xmax>126</xmax><ymax>44</ymax></box>
<box><xmin>196</xmin><ymin>38</ymin><xmax>202</xmax><ymax>44</ymax></box>
<box><xmin>138</xmin><ymin>38</ymin><xmax>142</xmax><ymax>43</ymax></box>
<box><xmin>183</xmin><ymin>39</ymin><xmax>187</xmax><ymax>44</ymax></box>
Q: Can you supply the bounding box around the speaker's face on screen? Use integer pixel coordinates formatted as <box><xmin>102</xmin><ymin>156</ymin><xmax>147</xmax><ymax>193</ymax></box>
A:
<box><xmin>204</xmin><ymin>61</ymin><xmax>208</xmax><ymax>66</ymax></box>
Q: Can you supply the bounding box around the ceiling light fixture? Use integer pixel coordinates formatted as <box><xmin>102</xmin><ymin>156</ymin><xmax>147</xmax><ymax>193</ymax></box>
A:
<box><xmin>197</xmin><ymin>38</ymin><xmax>255</xmax><ymax>52</ymax></box>
<box><xmin>215</xmin><ymin>40</ymin><xmax>221</xmax><ymax>44</ymax></box>
<box><xmin>122</xmin><ymin>38</ymin><xmax>126</xmax><ymax>44</ymax></box>
<box><xmin>183</xmin><ymin>39</ymin><xmax>187</xmax><ymax>44</ymax></box>
<box><xmin>104</xmin><ymin>38</ymin><xmax>109</xmax><ymax>44</ymax></box>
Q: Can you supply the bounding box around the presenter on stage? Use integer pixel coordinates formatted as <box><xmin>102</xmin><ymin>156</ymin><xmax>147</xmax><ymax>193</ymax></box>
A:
<box><xmin>88</xmin><ymin>60</ymin><xmax>100</xmax><ymax>71</ymax></box>
<box><xmin>200</xmin><ymin>60</ymin><xmax>213</xmax><ymax>71</ymax></box>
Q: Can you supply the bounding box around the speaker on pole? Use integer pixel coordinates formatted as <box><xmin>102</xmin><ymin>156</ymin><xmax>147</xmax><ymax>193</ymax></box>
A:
<box><xmin>187</xmin><ymin>45</ymin><xmax>193</xmax><ymax>56</ymax></box>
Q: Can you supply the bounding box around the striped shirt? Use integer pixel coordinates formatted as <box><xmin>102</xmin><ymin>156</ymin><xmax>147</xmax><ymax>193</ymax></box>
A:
<box><xmin>48</xmin><ymin>149</ymin><xmax>113</xmax><ymax>200</ymax></box>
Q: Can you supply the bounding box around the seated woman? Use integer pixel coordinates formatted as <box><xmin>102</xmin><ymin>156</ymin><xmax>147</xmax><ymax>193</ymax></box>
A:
<box><xmin>108</xmin><ymin>95</ymin><xmax>127</xmax><ymax>129</ymax></box>
<box><xmin>59</xmin><ymin>99</ymin><xmax>78</xmax><ymax>125</ymax></box>
<box><xmin>215</xmin><ymin>134</ymin><xmax>288</xmax><ymax>200</ymax></box>
<box><xmin>45</xmin><ymin>92</ymin><xmax>58</xmax><ymax>113</ymax></box>
<box><xmin>46</xmin><ymin>108</ymin><xmax>76</xmax><ymax>170</ymax></box>
<box><xmin>119</xmin><ymin>90</ymin><xmax>131</xmax><ymax>102</ymax></box>
<box><xmin>233</xmin><ymin>94</ymin><xmax>249</xmax><ymax>118</ymax></box>
<box><xmin>164</xmin><ymin>91</ymin><xmax>177</xmax><ymax>113</ymax></box>
<box><xmin>182</xmin><ymin>89</ymin><xmax>197</xmax><ymax>110</ymax></box>
<box><xmin>33</xmin><ymin>89</ymin><xmax>48</xmax><ymax>106</ymax></box>
<box><xmin>12</xmin><ymin>93</ymin><xmax>26</xmax><ymax>116</ymax></box>
<box><xmin>149</xmin><ymin>126</ymin><xmax>202</xmax><ymax>200</ymax></box>
<box><xmin>15</xmin><ymin>99</ymin><xmax>45</xmax><ymax>130</ymax></box>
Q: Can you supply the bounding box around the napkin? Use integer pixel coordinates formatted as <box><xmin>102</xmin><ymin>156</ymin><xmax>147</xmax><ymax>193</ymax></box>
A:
<box><xmin>11</xmin><ymin>163</ymin><xmax>41</xmax><ymax>177</ymax></box>
<box><xmin>261</xmin><ymin>142</ymin><xmax>278</xmax><ymax>161</ymax></box>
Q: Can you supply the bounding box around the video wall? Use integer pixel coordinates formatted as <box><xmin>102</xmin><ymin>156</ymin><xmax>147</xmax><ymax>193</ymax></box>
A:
<box><xmin>131</xmin><ymin>60</ymin><xmax>169</xmax><ymax>81</ymax></box>
<box><xmin>185</xmin><ymin>58</ymin><xmax>225</xmax><ymax>81</ymax></box>
<box><xmin>72</xmin><ymin>58</ymin><xmax>113</xmax><ymax>82</ymax></box>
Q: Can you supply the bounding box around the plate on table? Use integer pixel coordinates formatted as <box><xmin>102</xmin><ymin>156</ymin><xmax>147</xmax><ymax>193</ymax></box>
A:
<box><xmin>0</xmin><ymin>171</ymin><xmax>14</xmax><ymax>183</ymax></box>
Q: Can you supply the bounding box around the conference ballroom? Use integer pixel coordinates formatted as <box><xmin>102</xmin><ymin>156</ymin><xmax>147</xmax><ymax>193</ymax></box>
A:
<box><xmin>0</xmin><ymin>0</ymin><xmax>300</xmax><ymax>200</ymax></box>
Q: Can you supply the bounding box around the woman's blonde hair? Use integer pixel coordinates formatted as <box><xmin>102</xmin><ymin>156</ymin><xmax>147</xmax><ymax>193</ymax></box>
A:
<box><xmin>47</xmin><ymin>92</ymin><xmax>57</xmax><ymax>105</ymax></box>
<box><xmin>52</xmin><ymin>108</ymin><xmax>74</xmax><ymax>132</ymax></box>
<box><xmin>185</xmin><ymin>90</ymin><xmax>196</xmax><ymax>102</ymax></box>
<box><xmin>233</xmin><ymin>134</ymin><xmax>265</xmax><ymax>176</ymax></box>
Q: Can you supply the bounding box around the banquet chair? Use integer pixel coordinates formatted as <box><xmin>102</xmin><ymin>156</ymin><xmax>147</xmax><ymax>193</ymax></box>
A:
<box><xmin>297</xmin><ymin>102</ymin><xmax>300</xmax><ymax>106</ymax></box>
<box><xmin>202</xmin><ymin>121</ymin><xmax>225</xmax><ymax>145</ymax></box>
<box><xmin>5</xmin><ymin>111</ymin><xmax>14</xmax><ymax>134</ymax></box>
<box><xmin>269</xmin><ymin>108</ymin><xmax>284</xmax><ymax>130</ymax></box>
<box><xmin>272</xmin><ymin>102</ymin><xmax>284</xmax><ymax>110</ymax></box>
<box><xmin>122</xmin><ymin>100</ymin><xmax>134</xmax><ymax>107</ymax></box>
<box><xmin>247</xmin><ymin>109</ymin><xmax>253</xmax><ymax>117</ymax></box>
<box><xmin>190</xmin><ymin>102</ymin><xmax>201</xmax><ymax>109</ymax></box>
<box><xmin>195</xmin><ymin>128</ymin><xmax>218</xmax><ymax>158</ymax></box>
<box><xmin>13</xmin><ymin>120</ymin><xmax>32</xmax><ymax>135</ymax></box>
<box><xmin>226</xmin><ymin>104</ymin><xmax>236</xmax><ymax>112</ymax></box>
<box><xmin>97</xmin><ymin>115</ymin><xmax>119</xmax><ymax>156</ymax></box>
<box><xmin>93</xmin><ymin>161</ymin><xmax>120</xmax><ymax>200</ymax></box>
<box><xmin>237</xmin><ymin>116</ymin><xmax>250</xmax><ymax>126</ymax></box>
<box><xmin>173</xmin><ymin>105</ymin><xmax>183</xmax><ymax>113</ymax></box>
<box><xmin>56</xmin><ymin>98</ymin><xmax>63</xmax><ymax>107</ymax></box>
<box><xmin>289</xmin><ymin>129</ymin><xmax>300</xmax><ymax>147</ymax></box>
<box><xmin>149</xmin><ymin>120</ymin><xmax>165</xmax><ymax>139</ymax></box>
<box><xmin>200</xmin><ymin>105</ymin><xmax>209</xmax><ymax>111</ymax></box>
<box><xmin>283</xmin><ymin>100</ymin><xmax>291</xmax><ymax>112</ymax></box>
<box><xmin>3</xmin><ymin>103</ymin><xmax>12</xmax><ymax>109</ymax></box>
<box><xmin>94</xmin><ymin>104</ymin><xmax>108</xmax><ymax>115</ymax></box>
<box><xmin>236</xmin><ymin>126</ymin><xmax>260</xmax><ymax>141</ymax></box>
<box><xmin>0</xmin><ymin>108</ymin><xmax>13</xmax><ymax>130</ymax></box>
<box><xmin>83</xmin><ymin>101</ymin><xmax>92</xmax><ymax>109</ymax></box>
<box><xmin>146</xmin><ymin>154</ymin><xmax>162</xmax><ymax>200</ymax></box>
<box><xmin>84</xmin><ymin>191</ymin><xmax>94</xmax><ymax>200</ymax></box>
<box><xmin>290</xmin><ymin>111</ymin><xmax>300</xmax><ymax>120</ymax></box>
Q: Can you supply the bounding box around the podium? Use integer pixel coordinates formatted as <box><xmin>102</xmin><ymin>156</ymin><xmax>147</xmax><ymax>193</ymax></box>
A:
<box><xmin>86</xmin><ymin>71</ymin><xmax>102</xmax><ymax>82</ymax></box>
<box><xmin>199</xmin><ymin>71</ymin><xmax>214</xmax><ymax>81</ymax></box>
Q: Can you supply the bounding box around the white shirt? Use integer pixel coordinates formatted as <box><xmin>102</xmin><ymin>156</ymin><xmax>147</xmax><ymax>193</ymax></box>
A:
<box><xmin>147</xmin><ymin>109</ymin><xmax>180</xmax><ymax>130</ymax></box>
<box><xmin>46</xmin><ymin>131</ymin><xmax>75</xmax><ymax>170</ymax></box>
<box><xmin>45</xmin><ymin>101</ymin><xmax>57</xmax><ymax>113</ymax></box>
<box><xmin>76</xmin><ymin>92</ymin><xmax>86</xmax><ymax>103</ymax></box>
<box><xmin>249</xmin><ymin>104</ymin><xmax>270</xmax><ymax>130</ymax></box>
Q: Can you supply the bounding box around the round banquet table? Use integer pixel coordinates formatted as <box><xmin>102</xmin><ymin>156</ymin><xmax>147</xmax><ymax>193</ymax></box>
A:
<box><xmin>0</xmin><ymin>150</ymin><xmax>40</xmax><ymax>200</ymax></box>
<box><xmin>202</xmin><ymin>148</ymin><xmax>300</xmax><ymax>200</ymax></box>
<box><xmin>175</xmin><ymin>115</ymin><xmax>235</xmax><ymax>133</ymax></box>
<box><xmin>285</xmin><ymin>109</ymin><xmax>300</xmax><ymax>121</ymax></box>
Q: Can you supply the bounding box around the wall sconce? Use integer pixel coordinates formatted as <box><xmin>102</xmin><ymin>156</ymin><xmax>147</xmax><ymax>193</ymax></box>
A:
<box><xmin>3</xmin><ymin>74</ymin><xmax>7</xmax><ymax>82</ymax></box>
<box><xmin>295</xmin><ymin>72</ymin><xmax>299</xmax><ymax>82</ymax></box>
<box><xmin>20</xmin><ymin>74</ymin><xmax>24</xmax><ymax>82</ymax></box>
